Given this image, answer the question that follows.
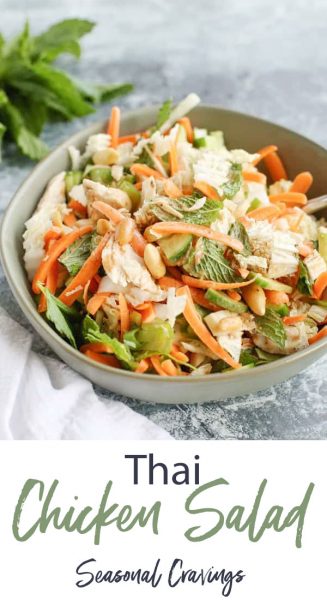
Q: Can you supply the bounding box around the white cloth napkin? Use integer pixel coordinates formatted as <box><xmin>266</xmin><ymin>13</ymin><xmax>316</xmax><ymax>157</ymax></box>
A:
<box><xmin>0</xmin><ymin>308</ymin><xmax>171</xmax><ymax>440</ymax></box>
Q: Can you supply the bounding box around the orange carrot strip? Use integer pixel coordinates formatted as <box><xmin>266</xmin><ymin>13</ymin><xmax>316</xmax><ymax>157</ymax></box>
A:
<box><xmin>135</xmin><ymin>359</ymin><xmax>150</xmax><ymax>373</ymax></box>
<box><xmin>283</xmin><ymin>314</ymin><xmax>307</xmax><ymax>325</ymax></box>
<box><xmin>158</xmin><ymin>276</ymin><xmax>183</xmax><ymax>289</ymax></box>
<box><xmin>107</xmin><ymin>106</ymin><xmax>120</xmax><ymax>148</ymax></box>
<box><xmin>265</xmin><ymin>290</ymin><xmax>290</xmax><ymax>305</ymax></box>
<box><xmin>68</xmin><ymin>198</ymin><xmax>88</xmax><ymax>217</ymax></box>
<box><xmin>178</xmin><ymin>117</ymin><xmax>194</xmax><ymax>143</ymax></box>
<box><xmin>243</xmin><ymin>171</ymin><xmax>267</xmax><ymax>185</ymax></box>
<box><xmin>164</xmin><ymin>179</ymin><xmax>183</xmax><ymax>198</ymax></box>
<box><xmin>227</xmin><ymin>290</ymin><xmax>242</xmax><ymax>301</ymax></box>
<box><xmin>150</xmin><ymin>356</ymin><xmax>169</xmax><ymax>376</ymax></box>
<box><xmin>264</xmin><ymin>151</ymin><xmax>287</xmax><ymax>181</ymax></box>
<box><xmin>169</xmin><ymin>141</ymin><xmax>179</xmax><ymax>176</ymax></box>
<box><xmin>182</xmin><ymin>185</ymin><xmax>194</xmax><ymax>195</ymax></box>
<box><xmin>38</xmin><ymin>260</ymin><xmax>59</xmax><ymax>313</ymax></box>
<box><xmin>118</xmin><ymin>292</ymin><xmax>130</xmax><ymax>339</ymax></box>
<box><xmin>166</xmin><ymin>266</ymin><xmax>182</xmax><ymax>280</ymax></box>
<box><xmin>313</xmin><ymin>272</ymin><xmax>327</xmax><ymax>299</ymax></box>
<box><xmin>135</xmin><ymin>302</ymin><xmax>152</xmax><ymax>311</ymax></box>
<box><xmin>171</xmin><ymin>345</ymin><xmax>189</xmax><ymax>363</ymax></box>
<box><xmin>181</xmin><ymin>274</ymin><xmax>254</xmax><ymax>291</ymax></box>
<box><xmin>141</xmin><ymin>303</ymin><xmax>155</xmax><ymax>323</ymax></box>
<box><xmin>253</xmin><ymin>145</ymin><xmax>278</xmax><ymax>166</ymax></box>
<box><xmin>247</xmin><ymin>205</ymin><xmax>281</xmax><ymax>221</ymax></box>
<box><xmin>84</xmin><ymin>349</ymin><xmax>120</xmax><ymax>368</ymax></box>
<box><xmin>86</xmin><ymin>292</ymin><xmax>110</xmax><ymax>316</ymax></box>
<box><xmin>150</xmin><ymin>222</ymin><xmax>243</xmax><ymax>252</ymax></box>
<box><xmin>194</xmin><ymin>180</ymin><xmax>220</xmax><ymax>200</ymax></box>
<box><xmin>176</xmin><ymin>286</ymin><xmax>241</xmax><ymax>369</ymax></box>
<box><xmin>161</xmin><ymin>359</ymin><xmax>179</xmax><ymax>376</ymax></box>
<box><xmin>290</xmin><ymin>171</ymin><xmax>313</xmax><ymax>194</ymax></box>
<box><xmin>80</xmin><ymin>342</ymin><xmax>113</xmax><ymax>354</ymax></box>
<box><xmin>269</xmin><ymin>192</ymin><xmax>307</xmax><ymax>206</ymax></box>
<box><xmin>92</xmin><ymin>200</ymin><xmax>146</xmax><ymax>257</ymax></box>
<box><xmin>118</xmin><ymin>134</ymin><xmax>140</xmax><ymax>145</ymax></box>
<box><xmin>130</xmin><ymin>163</ymin><xmax>165</xmax><ymax>180</ymax></box>
<box><xmin>44</xmin><ymin>229</ymin><xmax>61</xmax><ymax>247</ymax></box>
<box><xmin>189</xmin><ymin>287</ymin><xmax>221</xmax><ymax>311</ymax></box>
<box><xmin>32</xmin><ymin>225</ymin><xmax>93</xmax><ymax>294</ymax></box>
<box><xmin>59</xmin><ymin>232</ymin><xmax>110</xmax><ymax>306</ymax></box>
<box><xmin>308</xmin><ymin>326</ymin><xmax>327</xmax><ymax>345</ymax></box>
<box><xmin>63</xmin><ymin>212</ymin><xmax>77</xmax><ymax>227</ymax></box>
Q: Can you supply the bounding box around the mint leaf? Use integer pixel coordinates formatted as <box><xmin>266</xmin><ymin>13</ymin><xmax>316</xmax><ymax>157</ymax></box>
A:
<box><xmin>82</xmin><ymin>315</ymin><xmax>136</xmax><ymax>370</ymax></box>
<box><xmin>184</xmin><ymin>237</ymin><xmax>241</xmax><ymax>283</ymax></box>
<box><xmin>297</xmin><ymin>260</ymin><xmax>313</xmax><ymax>295</ymax></box>
<box><xmin>222</xmin><ymin>163</ymin><xmax>243</xmax><ymax>199</ymax></box>
<box><xmin>0</xmin><ymin>98</ymin><xmax>49</xmax><ymax>159</ymax></box>
<box><xmin>229</xmin><ymin>221</ymin><xmax>251</xmax><ymax>256</ymax></box>
<box><xmin>39</xmin><ymin>284</ymin><xmax>78</xmax><ymax>348</ymax></box>
<box><xmin>156</xmin><ymin>99</ymin><xmax>172</xmax><ymax>130</ymax></box>
<box><xmin>151</xmin><ymin>194</ymin><xmax>222</xmax><ymax>226</ymax></box>
<box><xmin>255</xmin><ymin>308</ymin><xmax>286</xmax><ymax>349</ymax></box>
<box><xmin>59</xmin><ymin>233</ymin><xmax>94</xmax><ymax>276</ymax></box>
<box><xmin>75</xmin><ymin>80</ymin><xmax>133</xmax><ymax>104</ymax></box>
<box><xmin>33</xmin><ymin>19</ymin><xmax>95</xmax><ymax>62</ymax></box>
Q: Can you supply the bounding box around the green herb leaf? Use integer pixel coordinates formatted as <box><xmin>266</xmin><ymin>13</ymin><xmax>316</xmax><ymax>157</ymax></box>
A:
<box><xmin>255</xmin><ymin>308</ymin><xmax>286</xmax><ymax>349</ymax></box>
<box><xmin>59</xmin><ymin>232</ymin><xmax>94</xmax><ymax>276</ymax></box>
<box><xmin>221</xmin><ymin>163</ymin><xmax>243</xmax><ymax>199</ymax></box>
<box><xmin>33</xmin><ymin>19</ymin><xmax>95</xmax><ymax>62</ymax></box>
<box><xmin>151</xmin><ymin>194</ymin><xmax>222</xmax><ymax>226</ymax></box>
<box><xmin>229</xmin><ymin>221</ymin><xmax>251</xmax><ymax>256</ymax></box>
<box><xmin>156</xmin><ymin>99</ymin><xmax>172</xmax><ymax>130</ymax></box>
<box><xmin>297</xmin><ymin>260</ymin><xmax>313</xmax><ymax>295</ymax></box>
<box><xmin>75</xmin><ymin>80</ymin><xmax>133</xmax><ymax>104</ymax></box>
<box><xmin>184</xmin><ymin>237</ymin><xmax>241</xmax><ymax>283</ymax></box>
<box><xmin>0</xmin><ymin>121</ymin><xmax>6</xmax><ymax>160</ymax></box>
<box><xmin>39</xmin><ymin>284</ymin><xmax>78</xmax><ymax>348</ymax></box>
<box><xmin>82</xmin><ymin>315</ymin><xmax>135</xmax><ymax>370</ymax></box>
<box><xmin>255</xmin><ymin>347</ymin><xmax>282</xmax><ymax>362</ymax></box>
<box><xmin>0</xmin><ymin>98</ymin><xmax>48</xmax><ymax>159</ymax></box>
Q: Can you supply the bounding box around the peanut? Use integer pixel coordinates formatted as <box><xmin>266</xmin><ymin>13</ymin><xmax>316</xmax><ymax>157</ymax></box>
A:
<box><xmin>144</xmin><ymin>244</ymin><xmax>166</xmax><ymax>279</ymax></box>
<box><xmin>96</xmin><ymin>218</ymin><xmax>112</xmax><ymax>235</ymax></box>
<box><xmin>216</xmin><ymin>315</ymin><xmax>243</xmax><ymax>333</ymax></box>
<box><xmin>242</xmin><ymin>283</ymin><xmax>266</xmax><ymax>316</ymax></box>
<box><xmin>92</xmin><ymin>148</ymin><xmax>119</xmax><ymax>166</ymax></box>
<box><xmin>116</xmin><ymin>218</ymin><xmax>135</xmax><ymax>245</ymax></box>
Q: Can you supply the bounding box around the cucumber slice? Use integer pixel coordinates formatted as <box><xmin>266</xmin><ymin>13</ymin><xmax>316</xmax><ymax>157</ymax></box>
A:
<box><xmin>205</xmin><ymin>289</ymin><xmax>248</xmax><ymax>313</ymax></box>
<box><xmin>87</xmin><ymin>166</ymin><xmax>112</xmax><ymax>185</ymax></box>
<box><xmin>266</xmin><ymin>303</ymin><xmax>290</xmax><ymax>317</ymax></box>
<box><xmin>65</xmin><ymin>171</ymin><xmax>82</xmax><ymax>194</ymax></box>
<box><xmin>250</xmin><ymin>272</ymin><xmax>293</xmax><ymax>294</ymax></box>
<box><xmin>158</xmin><ymin>234</ymin><xmax>192</xmax><ymax>264</ymax></box>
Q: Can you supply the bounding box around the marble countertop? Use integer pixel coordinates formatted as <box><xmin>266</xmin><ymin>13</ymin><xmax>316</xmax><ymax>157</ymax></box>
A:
<box><xmin>1</xmin><ymin>0</ymin><xmax>327</xmax><ymax>439</ymax></box>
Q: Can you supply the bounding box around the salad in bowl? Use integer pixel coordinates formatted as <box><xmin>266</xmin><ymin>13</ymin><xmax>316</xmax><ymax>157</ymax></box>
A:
<box><xmin>23</xmin><ymin>94</ymin><xmax>327</xmax><ymax>377</ymax></box>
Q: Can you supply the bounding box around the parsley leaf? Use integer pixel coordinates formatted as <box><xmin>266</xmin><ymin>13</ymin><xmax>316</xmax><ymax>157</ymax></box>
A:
<box><xmin>255</xmin><ymin>308</ymin><xmax>286</xmax><ymax>349</ymax></box>
<box><xmin>151</xmin><ymin>194</ymin><xmax>222</xmax><ymax>226</ymax></box>
<box><xmin>59</xmin><ymin>232</ymin><xmax>95</xmax><ymax>276</ymax></box>
<box><xmin>82</xmin><ymin>315</ymin><xmax>136</xmax><ymax>370</ymax></box>
<box><xmin>156</xmin><ymin>99</ymin><xmax>172</xmax><ymax>130</ymax></box>
<box><xmin>229</xmin><ymin>221</ymin><xmax>251</xmax><ymax>256</ymax></box>
<box><xmin>297</xmin><ymin>260</ymin><xmax>313</xmax><ymax>295</ymax></box>
<box><xmin>39</xmin><ymin>284</ymin><xmax>79</xmax><ymax>348</ymax></box>
<box><xmin>221</xmin><ymin>163</ymin><xmax>243</xmax><ymax>199</ymax></box>
<box><xmin>184</xmin><ymin>237</ymin><xmax>241</xmax><ymax>283</ymax></box>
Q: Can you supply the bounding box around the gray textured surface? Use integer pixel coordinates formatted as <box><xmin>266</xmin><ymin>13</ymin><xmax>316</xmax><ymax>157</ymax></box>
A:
<box><xmin>1</xmin><ymin>0</ymin><xmax>327</xmax><ymax>439</ymax></box>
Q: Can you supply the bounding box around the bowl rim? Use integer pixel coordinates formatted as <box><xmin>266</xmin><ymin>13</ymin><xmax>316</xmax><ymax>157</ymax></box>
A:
<box><xmin>1</xmin><ymin>103</ymin><xmax>326</xmax><ymax>385</ymax></box>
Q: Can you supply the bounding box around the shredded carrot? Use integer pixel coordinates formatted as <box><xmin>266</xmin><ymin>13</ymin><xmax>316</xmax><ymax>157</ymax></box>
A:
<box><xmin>298</xmin><ymin>242</ymin><xmax>314</xmax><ymax>258</ymax></box>
<box><xmin>134</xmin><ymin>181</ymin><xmax>142</xmax><ymax>190</ymax></box>
<box><xmin>63</xmin><ymin>212</ymin><xmax>77</xmax><ymax>227</ymax></box>
<box><xmin>290</xmin><ymin>171</ymin><xmax>313</xmax><ymax>194</ymax></box>
<box><xmin>32</xmin><ymin>225</ymin><xmax>93</xmax><ymax>294</ymax></box>
<box><xmin>246</xmin><ymin>205</ymin><xmax>281</xmax><ymax>221</ymax></box>
<box><xmin>177</xmin><ymin>116</ymin><xmax>194</xmax><ymax>142</ymax></box>
<box><xmin>243</xmin><ymin>171</ymin><xmax>267</xmax><ymax>185</ymax></box>
<box><xmin>189</xmin><ymin>287</ymin><xmax>221</xmax><ymax>311</ymax></box>
<box><xmin>150</xmin><ymin>222</ymin><xmax>243</xmax><ymax>252</ymax></box>
<box><xmin>92</xmin><ymin>200</ymin><xmax>146</xmax><ymax>257</ymax></box>
<box><xmin>166</xmin><ymin>266</ymin><xmax>183</xmax><ymax>280</ymax></box>
<box><xmin>265</xmin><ymin>290</ymin><xmax>290</xmax><ymax>305</ymax></box>
<box><xmin>140</xmin><ymin>302</ymin><xmax>155</xmax><ymax>323</ymax></box>
<box><xmin>118</xmin><ymin>134</ymin><xmax>140</xmax><ymax>145</ymax></box>
<box><xmin>176</xmin><ymin>286</ymin><xmax>241</xmax><ymax>369</ymax></box>
<box><xmin>283</xmin><ymin>314</ymin><xmax>307</xmax><ymax>325</ymax></box>
<box><xmin>150</xmin><ymin>356</ymin><xmax>169</xmax><ymax>376</ymax></box>
<box><xmin>264</xmin><ymin>151</ymin><xmax>287</xmax><ymax>182</ymax></box>
<box><xmin>80</xmin><ymin>342</ymin><xmax>113</xmax><ymax>354</ymax></box>
<box><xmin>161</xmin><ymin>359</ymin><xmax>179</xmax><ymax>376</ymax></box>
<box><xmin>118</xmin><ymin>292</ymin><xmax>130</xmax><ymax>338</ymax></box>
<box><xmin>130</xmin><ymin>163</ymin><xmax>165</xmax><ymax>180</ymax></box>
<box><xmin>59</xmin><ymin>232</ymin><xmax>110</xmax><ymax>306</ymax></box>
<box><xmin>38</xmin><ymin>260</ymin><xmax>59</xmax><ymax>313</ymax></box>
<box><xmin>84</xmin><ymin>349</ymin><xmax>121</xmax><ymax>368</ymax></box>
<box><xmin>68</xmin><ymin>198</ymin><xmax>87</xmax><ymax>217</ymax></box>
<box><xmin>308</xmin><ymin>325</ymin><xmax>327</xmax><ymax>345</ymax></box>
<box><xmin>269</xmin><ymin>192</ymin><xmax>307</xmax><ymax>207</ymax></box>
<box><xmin>86</xmin><ymin>292</ymin><xmax>110</xmax><ymax>316</ymax></box>
<box><xmin>171</xmin><ymin>345</ymin><xmax>189</xmax><ymax>363</ymax></box>
<box><xmin>107</xmin><ymin>106</ymin><xmax>120</xmax><ymax>148</ymax></box>
<box><xmin>182</xmin><ymin>185</ymin><xmax>194</xmax><ymax>195</ymax></box>
<box><xmin>227</xmin><ymin>289</ymin><xmax>242</xmax><ymax>302</ymax></box>
<box><xmin>169</xmin><ymin>141</ymin><xmax>179</xmax><ymax>176</ymax></box>
<box><xmin>44</xmin><ymin>229</ymin><xmax>61</xmax><ymax>247</ymax></box>
<box><xmin>163</xmin><ymin>179</ymin><xmax>183</xmax><ymax>198</ymax></box>
<box><xmin>158</xmin><ymin>276</ymin><xmax>183</xmax><ymax>289</ymax></box>
<box><xmin>83</xmin><ymin>279</ymin><xmax>91</xmax><ymax>306</ymax></box>
<box><xmin>194</xmin><ymin>180</ymin><xmax>220</xmax><ymax>200</ymax></box>
<box><xmin>181</xmin><ymin>274</ymin><xmax>254</xmax><ymax>291</ymax></box>
<box><xmin>313</xmin><ymin>272</ymin><xmax>327</xmax><ymax>299</ymax></box>
<box><xmin>135</xmin><ymin>302</ymin><xmax>152</xmax><ymax>311</ymax></box>
<box><xmin>253</xmin><ymin>145</ymin><xmax>278</xmax><ymax>166</ymax></box>
<box><xmin>135</xmin><ymin>359</ymin><xmax>150</xmax><ymax>373</ymax></box>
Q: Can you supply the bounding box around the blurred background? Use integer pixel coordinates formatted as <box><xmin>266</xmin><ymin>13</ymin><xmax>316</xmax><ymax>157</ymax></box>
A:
<box><xmin>1</xmin><ymin>0</ymin><xmax>327</xmax><ymax>438</ymax></box>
